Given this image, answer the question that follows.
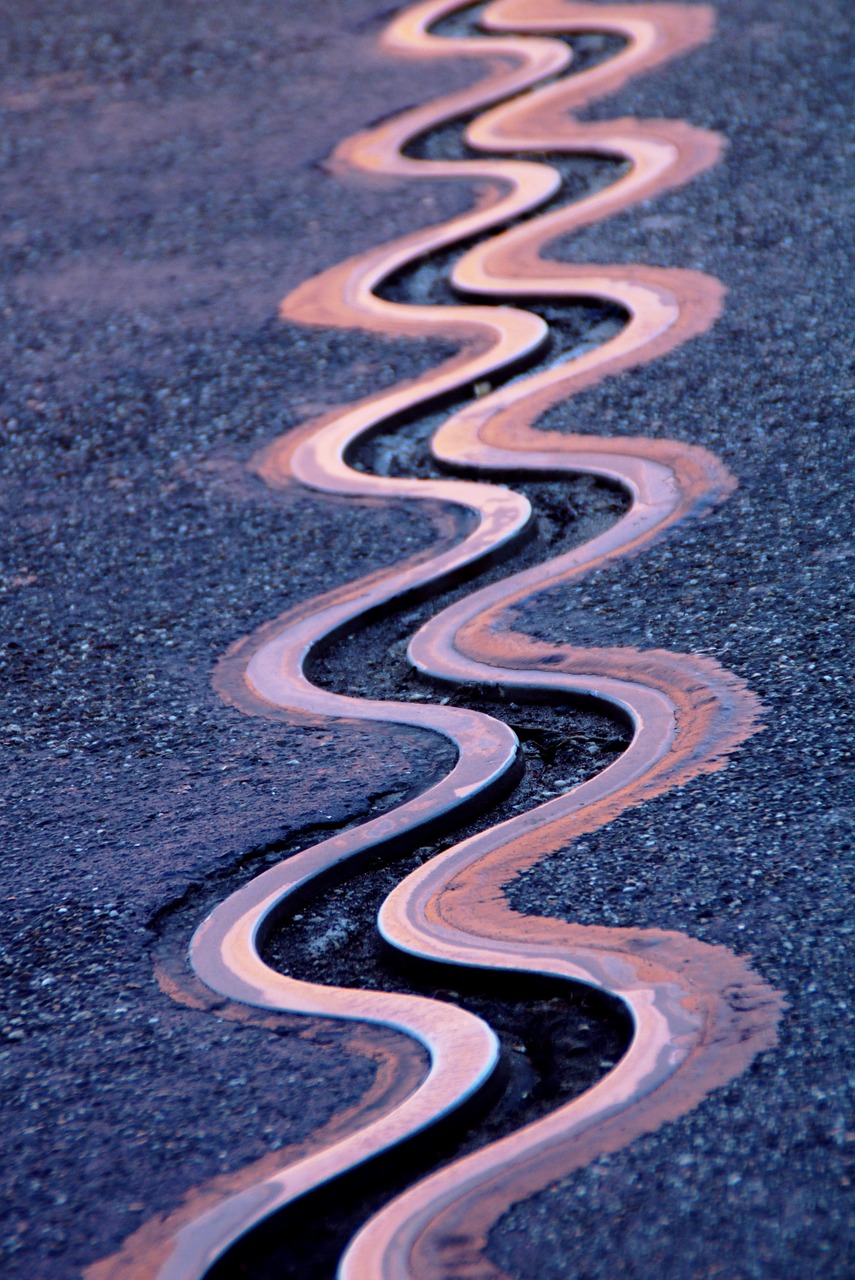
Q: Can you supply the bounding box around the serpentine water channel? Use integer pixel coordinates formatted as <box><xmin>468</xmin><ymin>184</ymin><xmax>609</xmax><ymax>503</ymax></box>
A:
<box><xmin>91</xmin><ymin>3</ymin><xmax>783</xmax><ymax>1278</ymax></box>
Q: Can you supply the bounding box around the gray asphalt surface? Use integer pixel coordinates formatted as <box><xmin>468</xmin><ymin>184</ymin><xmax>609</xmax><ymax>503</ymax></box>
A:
<box><xmin>1</xmin><ymin>1</ymin><xmax>852</xmax><ymax>1277</ymax></box>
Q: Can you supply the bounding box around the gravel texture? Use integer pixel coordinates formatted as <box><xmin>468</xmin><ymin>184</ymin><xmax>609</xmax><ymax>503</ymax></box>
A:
<box><xmin>486</xmin><ymin>0</ymin><xmax>854</xmax><ymax>1275</ymax></box>
<box><xmin>0</xmin><ymin>0</ymin><xmax>852</xmax><ymax>1277</ymax></box>
<box><xmin>0</xmin><ymin>2</ymin><xmax>479</xmax><ymax>1274</ymax></box>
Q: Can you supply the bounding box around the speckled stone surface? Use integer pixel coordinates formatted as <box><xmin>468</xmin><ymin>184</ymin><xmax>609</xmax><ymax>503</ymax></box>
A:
<box><xmin>0</xmin><ymin>2</ymin><xmax>471</xmax><ymax>1274</ymax></box>
<box><xmin>0</xmin><ymin>0</ymin><xmax>851</xmax><ymax>1277</ymax></box>
<box><xmin>488</xmin><ymin>0</ymin><xmax>854</xmax><ymax>1275</ymax></box>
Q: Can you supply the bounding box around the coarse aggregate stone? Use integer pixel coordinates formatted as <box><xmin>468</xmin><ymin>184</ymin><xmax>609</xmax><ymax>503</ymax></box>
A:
<box><xmin>485</xmin><ymin>0</ymin><xmax>854</xmax><ymax>1276</ymax></box>
<box><xmin>0</xmin><ymin>0</ymin><xmax>851</xmax><ymax>1276</ymax></box>
<box><xmin>0</xmin><ymin>0</ymin><xmax>484</xmax><ymax>1274</ymax></box>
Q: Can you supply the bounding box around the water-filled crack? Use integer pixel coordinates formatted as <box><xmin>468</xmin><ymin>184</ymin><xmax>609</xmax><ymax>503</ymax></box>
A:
<box><xmin>91</xmin><ymin>7</ymin><xmax>783</xmax><ymax>1279</ymax></box>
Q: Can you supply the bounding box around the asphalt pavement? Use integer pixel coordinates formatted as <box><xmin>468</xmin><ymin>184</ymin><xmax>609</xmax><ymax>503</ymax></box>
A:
<box><xmin>0</xmin><ymin>1</ymin><xmax>852</xmax><ymax>1277</ymax></box>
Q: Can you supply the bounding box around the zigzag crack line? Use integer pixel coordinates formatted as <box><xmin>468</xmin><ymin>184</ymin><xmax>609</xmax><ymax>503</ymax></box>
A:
<box><xmin>88</xmin><ymin>3</ymin><xmax>783</xmax><ymax>1279</ymax></box>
